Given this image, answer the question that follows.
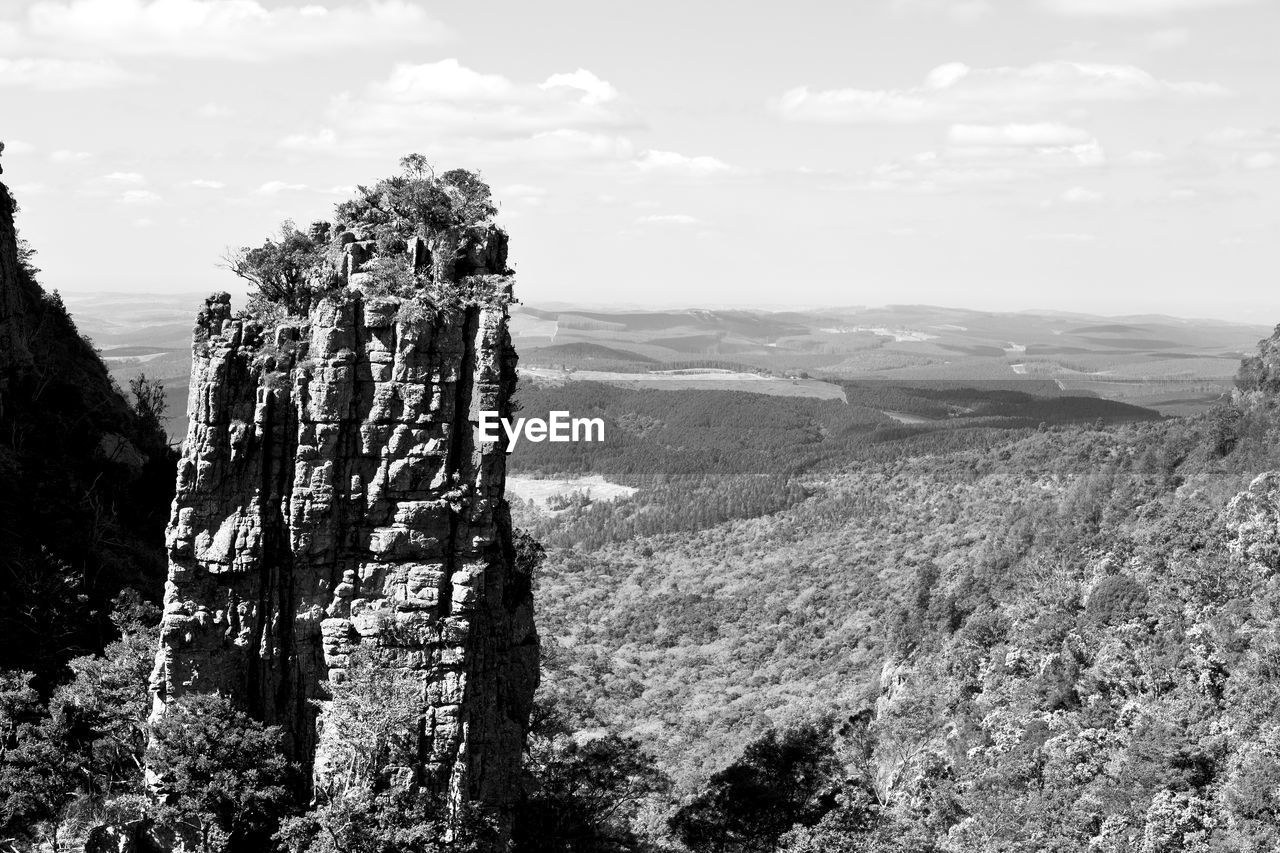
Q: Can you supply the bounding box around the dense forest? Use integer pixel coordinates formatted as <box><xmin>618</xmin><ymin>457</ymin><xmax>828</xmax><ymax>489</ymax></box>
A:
<box><xmin>520</xmin><ymin>328</ymin><xmax>1280</xmax><ymax>852</ymax></box>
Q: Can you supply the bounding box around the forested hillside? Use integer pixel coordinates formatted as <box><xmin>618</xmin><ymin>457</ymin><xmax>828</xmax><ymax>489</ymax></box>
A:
<box><xmin>524</xmin><ymin>324</ymin><xmax>1280</xmax><ymax>852</ymax></box>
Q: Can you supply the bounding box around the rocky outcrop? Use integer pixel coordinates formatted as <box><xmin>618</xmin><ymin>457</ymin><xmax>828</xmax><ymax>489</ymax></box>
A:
<box><xmin>150</xmin><ymin>225</ymin><xmax>538</xmax><ymax>836</ymax></box>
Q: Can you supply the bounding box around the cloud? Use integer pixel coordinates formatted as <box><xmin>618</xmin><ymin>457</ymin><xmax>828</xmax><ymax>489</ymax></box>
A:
<box><xmin>278</xmin><ymin>60</ymin><xmax>735</xmax><ymax>178</ymax></box>
<box><xmin>775</xmin><ymin>60</ymin><xmax>1229</xmax><ymax>123</ymax></box>
<box><xmin>947</xmin><ymin>122</ymin><xmax>1093</xmax><ymax>146</ymax></box>
<box><xmin>633</xmin><ymin>150</ymin><xmax>736</xmax><ymax>177</ymax></box>
<box><xmin>637</xmin><ymin>214</ymin><xmax>703</xmax><ymax>226</ymax></box>
<box><xmin>1242</xmin><ymin>152</ymin><xmax>1277</xmax><ymax>170</ymax></box>
<box><xmin>187</xmin><ymin>178</ymin><xmax>225</xmax><ymax>189</ymax></box>
<box><xmin>1059</xmin><ymin>186</ymin><xmax>1106</xmax><ymax>203</ymax></box>
<box><xmin>945</xmin><ymin>123</ymin><xmax>1106</xmax><ymax>167</ymax></box>
<box><xmin>101</xmin><ymin>171</ymin><xmax>145</xmax><ymax>183</ymax></box>
<box><xmin>3</xmin><ymin>140</ymin><xmax>36</xmax><ymax>155</ymax></box>
<box><xmin>540</xmin><ymin>69</ymin><xmax>618</xmax><ymax>105</ymax></box>
<box><xmin>280</xmin><ymin>60</ymin><xmax>637</xmax><ymax>160</ymax></box>
<box><xmin>119</xmin><ymin>189</ymin><xmax>161</xmax><ymax>204</ymax></box>
<box><xmin>1206</xmin><ymin>126</ymin><xmax>1280</xmax><ymax>148</ymax></box>
<box><xmin>357</xmin><ymin>60</ymin><xmax>634</xmax><ymax>138</ymax></box>
<box><xmin>850</xmin><ymin>157</ymin><xmax>1022</xmax><ymax>193</ymax></box>
<box><xmin>0</xmin><ymin>57</ymin><xmax>142</xmax><ymax>89</ymax></box>
<box><xmin>50</xmin><ymin>149</ymin><xmax>92</xmax><ymax>163</ymax></box>
<box><xmin>500</xmin><ymin>184</ymin><xmax>548</xmax><ymax>207</ymax></box>
<box><xmin>841</xmin><ymin>122</ymin><xmax>1106</xmax><ymax>194</ymax></box>
<box><xmin>1029</xmin><ymin>232</ymin><xmax>1098</xmax><ymax>242</ymax></box>
<box><xmin>1139</xmin><ymin>27</ymin><xmax>1191</xmax><ymax>49</ymax></box>
<box><xmin>1040</xmin><ymin>0</ymin><xmax>1256</xmax><ymax>17</ymax></box>
<box><xmin>13</xmin><ymin>0</ymin><xmax>450</xmax><ymax>60</ymax></box>
<box><xmin>1204</xmin><ymin>126</ymin><xmax>1280</xmax><ymax>171</ymax></box>
<box><xmin>890</xmin><ymin>0</ymin><xmax>994</xmax><ymax>20</ymax></box>
<box><xmin>1122</xmin><ymin>149</ymin><xmax>1168</xmax><ymax>165</ymax></box>
<box><xmin>256</xmin><ymin>181</ymin><xmax>308</xmax><ymax>195</ymax></box>
<box><xmin>196</xmin><ymin>102</ymin><xmax>234</xmax><ymax>118</ymax></box>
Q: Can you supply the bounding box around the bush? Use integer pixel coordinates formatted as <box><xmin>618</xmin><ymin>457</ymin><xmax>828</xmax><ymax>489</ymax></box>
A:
<box><xmin>1086</xmin><ymin>574</ymin><xmax>1149</xmax><ymax>625</ymax></box>
<box><xmin>147</xmin><ymin>693</ymin><xmax>299</xmax><ymax>852</ymax></box>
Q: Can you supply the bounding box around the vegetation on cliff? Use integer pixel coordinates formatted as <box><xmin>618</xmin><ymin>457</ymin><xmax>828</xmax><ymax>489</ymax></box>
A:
<box><xmin>225</xmin><ymin>154</ymin><xmax>509</xmax><ymax>317</ymax></box>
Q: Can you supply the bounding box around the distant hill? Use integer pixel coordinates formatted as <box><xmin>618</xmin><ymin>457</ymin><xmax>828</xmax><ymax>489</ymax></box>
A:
<box><xmin>56</xmin><ymin>294</ymin><xmax>1269</xmax><ymax>440</ymax></box>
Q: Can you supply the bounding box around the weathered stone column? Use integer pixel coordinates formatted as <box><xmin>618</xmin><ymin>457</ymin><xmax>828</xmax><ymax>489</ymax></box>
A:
<box><xmin>151</xmin><ymin>245</ymin><xmax>537</xmax><ymax>839</ymax></box>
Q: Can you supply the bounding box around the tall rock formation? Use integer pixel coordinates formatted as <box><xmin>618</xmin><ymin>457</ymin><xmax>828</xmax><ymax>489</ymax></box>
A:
<box><xmin>150</xmin><ymin>190</ymin><xmax>538</xmax><ymax>836</ymax></box>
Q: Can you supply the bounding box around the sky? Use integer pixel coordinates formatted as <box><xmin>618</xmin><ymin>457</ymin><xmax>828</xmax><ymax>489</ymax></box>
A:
<box><xmin>0</xmin><ymin>0</ymin><xmax>1277</xmax><ymax>321</ymax></box>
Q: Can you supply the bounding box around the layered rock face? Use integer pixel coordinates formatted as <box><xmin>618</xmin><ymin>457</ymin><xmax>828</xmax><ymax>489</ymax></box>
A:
<box><xmin>150</xmin><ymin>227</ymin><xmax>538</xmax><ymax>831</ymax></box>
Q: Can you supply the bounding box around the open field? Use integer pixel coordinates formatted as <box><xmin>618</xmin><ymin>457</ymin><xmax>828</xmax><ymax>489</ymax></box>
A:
<box><xmin>519</xmin><ymin>368</ymin><xmax>849</xmax><ymax>400</ymax></box>
<box><xmin>507</xmin><ymin>474</ymin><xmax>638</xmax><ymax>507</ymax></box>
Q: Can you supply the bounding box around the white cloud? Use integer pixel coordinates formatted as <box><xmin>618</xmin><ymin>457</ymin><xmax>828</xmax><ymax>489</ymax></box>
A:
<box><xmin>1204</xmin><ymin>126</ymin><xmax>1280</xmax><ymax>171</ymax></box>
<box><xmin>277</xmin><ymin>60</ymin><xmax>738</xmax><ymax>180</ymax></box>
<box><xmin>775</xmin><ymin>60</ymin><xmax>1229</xmax><ymax>123</ymax></box>
<box><xmin>945</xmin><ymin>124</ymin><xmax>1106</xmax><ymax>168</ymax></box>
<box><xmin>1060</xmin><ymin>186</ymin><xmax>1106</xmax><ymax>203</ymax></box>
<box><xmin>119</xmin><ymin>189</ymin><xmax>161</xmax><ymax>204</ymax></box>
<box><xmin>196</xmin><ymin>102</ymin><xmax>234</xmax><ymax>118</ymax></box>
<box><xmin>280</xmin><ymin>60</ymin><xmax>636</xmax><ymax>157</ymax></box>
<box><xmin>633</xmin><ymin>150</ymin><xmax>736</xmax><ymax>177</ymax></box>
<box><xmin>277</xmin><ymin>60</ymin><xmax>733</xmax><ymax>179</ymax></box>
<box><xmin>14</xmin><ymin>0</ymin><xmax>450</xmax><ymax>60</ymax></box>
<box><xmin>0</xmin><ymin>57</ymin><xmax>142</xmax><ymax>89</ymax></box>
<box><xmin>843</xmin><ymin>122</ymin><xmax>1106</xmax><ymax>194</ymax></box>
<box><xmin>50</xmin><ymin>149</ymin><xmax>92</xmax><ymax>163</ymax></box>
<box><xmin>1122</xmin><ymin>149</ymin><xmax>1168</xmax><ymax>165</ymax></box>
<box><xmin>637</xmin><ymin>214</ymin><xmax>703</xmax><ymax>226</ymax></box>
<box><xmin>101</xmin><ymin>171</ymin><xmax>145</xmax><ymax>183</ymax></box>
<box><xmin>501</xmin><ymin>184</ymin><xmax>548</xmax><ymax>206</ymax></box>
<box><xmin>1139</xmin><ymin>27</ymin><xmax>1191</xmax><ymax>49</ymax></box>
<box><xmin>850</xmin><ymin>157</ymin><xmax>1022</xmax><ymax>193</ymax></box>
<box><xmin>1029</xmin><ymin>232</ymin><xmax>1098</xmax><ymax>242</ymax></box>
<box><xmin>1242</xmin><ymin>152</ymin><xmax>1277</xmax><ymax>170</ymax></box>
<box><xmin>540</xmin><ymin>69</ymin><xmax>618</xmax><ymax>105</ymax></box>
<box><xmin>10</xmin><ymin>182</ymin><xmax>49</xmax><ymax>195</ymax></box>
<box><xmin>891</xmin><ymin>0</ymin><xmax>994</xmax><ymax>20</ymax></box>
<box><xmin>1041</xmin><ymin>0</ymin><xmax>1256</xmax><ymax>17</ymax></box>
<box><xmin>3</xmin><ymin>140</ymin><xmax>36</xmax><ymax>155</ymax></box>
<box><xmin>256</xmin><ymin>181</ymin><xmax>308</xmax><ymax>195</ymax></box>
<box><xmin>947</xmin><ymin>123</ymin><xmax>1092</xmax><ymax>146</ymax></box>
<box><xmin>187</xmin><ymin>178</ymin><xmax>225</xmax><ymax>189</ymax></box>
<box><xmin>1206</xmin><ymin>126</ymin><xmax>1280</xmax><ymax>148</ymax></box>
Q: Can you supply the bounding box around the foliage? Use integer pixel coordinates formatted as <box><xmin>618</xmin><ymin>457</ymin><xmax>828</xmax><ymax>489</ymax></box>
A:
<box><xmin>314</xmin><ymin>642</ymin><xmax>426</xmax><ymax>799</ymax></box>
<box><xmin>276</xmin><ymin>788</ymin><xmax>493</xmax><ymax>853</ymax></box>
<box><xmin>225</xmin><ymin>220</ymin><xmax>326</xmax><ymax>315</ymax></box>
<box><xmin>129</xmin><ymin>373</ymin><xmax>168</xmax><ymax>440</ymax></box>
<box><xmin>147</xmin><ymin>692</ymin><xmax>300</xmax><ymax>852</ymax></box>
<box><xmin>0</xmin><ymin>671</ymin><xmax>79</xmax><ymax>847</ymax></box>
<box><xmin>226</xmin><ymin>155</ymin><xmax>500</xmax><ymax>316</ymax></box>
<box><xmin>669</xmin><ymin>722</ymin><xmax>840</xmax><ymax>853</ymax></box>
<box><xmin>513</xmin><ymin>703</ymin><xmax>669</xmax><ymax>853</ymax></box>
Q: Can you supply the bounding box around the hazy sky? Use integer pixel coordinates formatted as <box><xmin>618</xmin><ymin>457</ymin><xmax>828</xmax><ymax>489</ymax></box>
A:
<box><xmin>1</xmin><ymin>0</ymin><xmax>1277</xmax><ymax>320</ymax></box>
